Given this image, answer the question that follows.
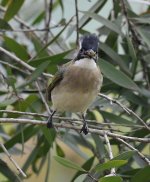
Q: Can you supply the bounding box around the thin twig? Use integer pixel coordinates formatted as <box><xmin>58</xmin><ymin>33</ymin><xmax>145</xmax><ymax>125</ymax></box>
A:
<box><xmin>104</xmin><ymin>132</ymin><xmax>116</xmax><ymax>175</ymax></box>
<box><xmin>0</xmin><ymin>142</ymin><xmax>27</xmax><ymax>178</ymax></box>
<box><xmin>0</xmin><ymin>118</ymin><xmax>149</xmax><ymax>143</ymax></box>
<box><xmin>117</xmin><ymin>137</ymin><xmax>150</xmax><ymax>165</ymax></box>
<box><xmin>0</xmin><ymin>60</ymin><xmax>30</xmax><ymax>75</ymax></box>
<box><xmin>0</xmin><ymin>47</ymin><xmax>52</xmax><ymax>78</ymax></box>
<box><xmin>44</xmin><ymin>0</ymin><xmax>53</xmax><ymax>43</ymax></box>
<box><xmin>0</xmin><ymin>5</ymin><xmax>54</xmax><ymax>55</ymax></box>
<box><xmin>35</xmin><ymin>81</ymin><xmax>51</xmax><ymax>115</ymax></box>
<box><xmin>99</xmin><ymin>93</ymin><xmax>150</xmax><ymax>131</ymax></box>
<box><xmin>75</xmin><ymin>0</ymin><xmax>79</xmax><ymax>46</ymax></box>
<box><xmin>0</xmin><ymin>26</ymin><xmax>62</xmax><ymax>32</ymax></box>
<box><xmin>0</xmin><ymin>110</ymin><xmax>145</xmax><ymax>129</ymax></box>
<box><xmin>120</xmin><ymin>0</ymin><xmax>150</xmax><ymax>89</ymax></box>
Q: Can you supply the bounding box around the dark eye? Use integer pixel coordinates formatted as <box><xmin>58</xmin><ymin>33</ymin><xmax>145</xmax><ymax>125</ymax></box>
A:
<box><xmin>80</xmin><ymin>49</ymin><xmax>84</xmax><ymax>53</ymax></box>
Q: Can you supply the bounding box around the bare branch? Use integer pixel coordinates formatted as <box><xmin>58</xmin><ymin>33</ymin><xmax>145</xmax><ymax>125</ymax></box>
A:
<box><xmin>75</xmin><ymin>0</ymin><xmax>79</xmax><ymax>46</ymax></box>
<box><xmin>0</xmin><ymin>142</ymin><xmax>27</xmax><ymax>178</ymax></box>
<box><xmin>0</xmin><ymin>118</ymin><xmax>149</xmax><ymax>143</ymax></box>
<box><xmin>104</xmin><ymin>132</ymin><xmax>116</xmax><ymax>175</ymax></box>
<box><xmin>99</xmin><ymin>93</ymin><xmax>150</xmax><ymax>131</ymax></box>
<box><xmin>0</xmin><ymin>47</ymin><xmax>52</xmax><ymax>78</ymax></box>
<box><xmin>120</xmin><ymin>0</ymin><xmax>150</xmax><ymax>89</ymax></box>
<box><xmin>0</xmin><ymin>26</ymin><xmax>62</xmax><ymax>32</ymax></box>
<box><xmin>44</xmin><ymin>0</ymin><xmax>53</xmax><ymax>43</ymax></box>
<box><xmin>0</xmin><ymin>110</ymin><xmax>145</xmax><ymax>129</ymax></box>
<box><xmin>117</xmin><ymin>138</ymin><xmax>150</xmax><ymax>165</ymax></box>
<box><xmin>35</xmin><ymin>81</ymin><xmax>51</xmax><ymax>114</ymax></box>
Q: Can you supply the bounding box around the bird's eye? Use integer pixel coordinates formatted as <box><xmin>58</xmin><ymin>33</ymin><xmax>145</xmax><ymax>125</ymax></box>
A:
<box><xmin>80</xmin><ymin>49</ymin><xmax>84</xmax><ymax>53</ymax></box>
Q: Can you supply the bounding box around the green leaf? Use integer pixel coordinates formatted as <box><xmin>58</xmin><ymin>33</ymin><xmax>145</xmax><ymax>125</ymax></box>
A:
<box><xmin>0</xmin><ymin>18</ymin><xmax>12</xmax><ymax>30</ymax></box>
<box><xmin>101</xmin><ymin>111</ymin><xmax>133</xmax><ymax>125</ymax></box>
<box><xmin>0</xmin><ymin>125</ymin><xmax>39</xmax><ymax>153</ymax></box>
<box><xmin>4</xmin><ymin>0</ymin><xmax>25</xmax><ymax>21</ymax></box>
<box><xmin>54</xmin><ymin>156</ymin><xmax>86</xmax><ymax>172</ymax></box>
<box><xmin>131</xmin><ymin>166</ymin><xmax>150</xmax><ymax>182</ymax></box>
<box><xmin>136</xmin><ymin>26</ymin><xmax>150</xmax><ymax>48</ymax></box>
<box><xmin>81</xmin><ymin>11</ymin><xmax>122</xmax><ymax>35</ymax></box>
<box><xmin>41</xmin><ymin>126</ymin><xmax>56</xmax><ymax>146</ymax></box>
<box><xmin>4</xmin><ymin>36</ymin><xmax>30</xmax><ymax>60</ymax></box>
<box><xmin>56</xmin><ymin>143</ymin><xmax>65</xmax><ymax>157</ymax></box>
<box><xmin>27</xmin><ymin>61</ymin><xmax>50</xmax><ymax>84</ymax></box>
<box><xmin>32</xmin><ymin>11</ymin><xmax>45</xmax><ymax>25</ymax></box>
<box><xmin>99</xmin><ymin>176</ymin><xmax>123</xmax><ymax>182</ymax></box>
<box><xmin>29</xmin><ymin>50</ymin><xmax>72</xmax><ymax>67</ymax></box>
<box><xmin>95</xmin><ymin>160</ymin><xmax>127</xmax><ymax>172</ymax></box>
<box><xmin>99</xmin><ymin>59</ymin><xmax>140</xmax><ymax>91</ymax></box>
<box><xmin>71</xmin><ymin>157</ymin><xmax>95</xmax><ymax>182</ymax></box>
<box><xmin>126</xmin><ymin>36</ymin><xmax>137</xmax><ymax>75</ymax></box>
<box><xmin>100</xmin><ymin>43</ymin><xmax>130</xmax><ymax>75</ymax></box>
<box><xmin>113</xmin><ymin>151</ymin><xmax>135</xmax><ymax>161</ymax></box>
<box><xmin>67</xmin><ymin>0</ymin><xmax>106</xmax><ymax>37</ymax></box>
<box><xmin>0</xmin><ymin>159</ymin><xmax>21</xmax><ymax>182</ymax></box>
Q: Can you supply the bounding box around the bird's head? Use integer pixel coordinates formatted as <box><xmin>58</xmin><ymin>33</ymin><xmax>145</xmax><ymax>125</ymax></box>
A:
<box><xmin>76</xmin><ymin>34</ymin><xmax>99</xmax><ymax>61</ymax></box>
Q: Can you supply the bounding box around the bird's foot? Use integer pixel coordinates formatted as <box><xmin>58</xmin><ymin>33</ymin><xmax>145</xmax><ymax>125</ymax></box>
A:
<box><xmin>46</xmin><ymin>111</ymin><xmax>56</xmax><ymax>129</ymax></box>
<box><xmin>47</xmin><ymin>121</ymin><xmax>53</xmax><ymax>128</ymax></box>
<box><xmin>80</xmin><ymin>123</ymin><xmax>89</xmax><ymax>135</ymax></box>
<box><xmin>47</xmin><ymin>116</ymin><xmax>53</xmax><ymax>128</ymax></box>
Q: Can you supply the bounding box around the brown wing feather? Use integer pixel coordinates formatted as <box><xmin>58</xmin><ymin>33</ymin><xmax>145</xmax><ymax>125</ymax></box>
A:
<box><xmin>47</xmin><ymin>60</ymin><xmax>74</xmax><ymax>101</ymax></box>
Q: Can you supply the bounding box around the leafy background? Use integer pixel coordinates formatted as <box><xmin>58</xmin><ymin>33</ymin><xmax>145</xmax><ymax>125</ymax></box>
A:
<box><xmin>0</xmin><ymin>0</ymin><xmax>150</xmax><ymax>182</ymax></box>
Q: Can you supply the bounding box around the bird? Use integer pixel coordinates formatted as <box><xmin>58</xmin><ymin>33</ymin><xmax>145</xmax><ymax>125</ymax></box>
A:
<box><xmin>46</xmin><ymin>34</ymin><xmax>103</xmax><ymax>135</ymax></box>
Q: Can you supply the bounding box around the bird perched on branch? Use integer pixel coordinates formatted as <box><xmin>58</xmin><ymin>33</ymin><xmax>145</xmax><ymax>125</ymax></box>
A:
<box><xmin>47</xmin><ymin>34</ymin><xmax>103</xmax><ymax>135</ymax></box>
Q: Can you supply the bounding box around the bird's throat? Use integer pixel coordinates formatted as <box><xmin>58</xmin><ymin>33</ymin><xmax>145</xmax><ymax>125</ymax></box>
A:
<box><xmin>74</xmin><ymin>58</ymin><xmax>97</xmax><ymax>69</ymax></box>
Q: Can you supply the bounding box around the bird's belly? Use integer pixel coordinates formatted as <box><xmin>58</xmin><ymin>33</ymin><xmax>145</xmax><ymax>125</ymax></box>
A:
<box><xmin>51</xmin><ymin>90</ymin><xmax>97</xmax><ymax>113</ymax></box>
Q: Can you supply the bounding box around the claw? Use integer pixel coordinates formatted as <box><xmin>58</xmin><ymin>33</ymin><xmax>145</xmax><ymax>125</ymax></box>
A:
<box><xmin>47</xmin><ymin>120</ymin><xmax>53</xmax><ymax>128</ymax></box>
<box><xmin>46</xmin><ymin>110</ymin><xmax>56</xmax><ymax>129</ymax></box>
<box><xmin>80</xmin><ymin>123</ymin><xmax>89</xmax><ymax>135</ymax></box>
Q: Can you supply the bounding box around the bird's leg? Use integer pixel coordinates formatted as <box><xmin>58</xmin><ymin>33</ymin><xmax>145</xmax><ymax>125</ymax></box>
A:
<box><xmin>47</xmin><ymin>110</ymin><xmax>56</xmax><ymax>128</ymax></box>
<box><xmin>80</xmin><ymin>113</ymin><xmax>89</xmax><ymax>135</ymax></box>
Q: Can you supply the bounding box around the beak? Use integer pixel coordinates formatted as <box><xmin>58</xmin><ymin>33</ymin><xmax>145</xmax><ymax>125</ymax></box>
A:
<box><xmin>84</xmin><ymin>49</ymin><xmax>96</xmax><ymax>58</ymax></box>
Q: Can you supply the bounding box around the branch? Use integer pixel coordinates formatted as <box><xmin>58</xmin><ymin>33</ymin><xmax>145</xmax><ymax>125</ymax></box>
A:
<box><xmin>44</xmin><ymin>0</ymin><xmax>53</xmax><ymax>43</ymax></box>
<box><xmin>0</xmin><ymin>142</ymin><xmax>27</xmax><ymax>178</ymax></box>
<box><xmin>99</xmin><ymin>93</ymin><xmax>150</xmax><ymax>131</ymax></box>
<box><xmin>120</xmin><ymin>0</ymin><xmax>150</xmax><ymax>89</ymax></box>
<box><xmin>0</xmin><ymin>47</ymin><xmax>52</xmax><ymax>78</ymax></box>
<box><xmin>35</xmin><ymin>81</ymin><xmax>51</xmax><ymax>114</ymax></box>
<box><xmin>0</xmin><ymin>110</ymin><xmax>145</xmax><ymax>129</ymax></box>
<box><xmin>117</xmin><ymin>138</ymin><xmax>150</xmax><ymax>165</ymax></box>
<box><xmin>104</xmin><ymin>132</ymin><xmax>116</xmax><ymax>175</ymax></box>
<box><xmin>0</xmin><ymin>118</ymin><xmax>149</xmax><ymax>143</ymax></box>
<box><xmin>75</xmin><ymin>0</ymin><xmax>79</xmax><ymax>46</ymax></box>
<box><xmin>0</xmin><ymin>26</ymin><xmax>63</xmax><ymax>32</ymax></box>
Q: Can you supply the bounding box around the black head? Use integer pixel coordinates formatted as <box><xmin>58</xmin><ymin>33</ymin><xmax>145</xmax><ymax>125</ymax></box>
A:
<box><xmin>76</xmin><ymin>34</ymin><xmax>99</xmax><ymax>61</ymax></box>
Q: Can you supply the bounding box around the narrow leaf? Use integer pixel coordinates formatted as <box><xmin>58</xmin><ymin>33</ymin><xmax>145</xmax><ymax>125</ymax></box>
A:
<box><xmin>113</xmin><ymin>151</ymin><xmax>135</xmax><ymax>161</ymax></box>
<box><xmin>4</xmin><ymin>36</ymin><xmax>30</xmax><ymax>60</ymax></box>
<box><xmin>29</xmin><ymin>50</ymin><xmax>72</xmax><ymax>67</ymax></box>
<box><xmin>54</xmin><ymin>156</ymin><xmax>86</xmax><ymax>172</ymax></box>
<box><xmin>27</xmin><ymin>61</ymin><xmax>50</xmax><ymax>84</ymax></box>
<box><xmin>0</xmin><ymin>159</ymin><xmax>21</xmax><ymax>182</ymax></box>
<box><xmin>99</xmin><ymin>176</ymin><xmax>123</xmax><ymax>182</ymax></box>
<box><xmin>71</xmin><ymin>157</ymin><xmax>95</xmax><ymax>182</ymax></box>
<box><xmin>95</xmin><ymin>160</ymin><xmax>127</xmax><ymax>172</ymax></box>
<box><xmin>81</xmin><ymin>11</ymin><xmax>122</xmax><ymax>35</ymax></box>
<box><xmin>4</xmin><ymin>0</ymin><xmax>25</xmax><ymax>21</ymax></box>
<box><xmin>131</xmin><ymin>166</ymin><xmax>150</xmax><ymax>182</ymax></box>
<box><xmin>0</xmin><ymin>18</ymin><xmax>12</xmax><ymax>30</ymax></box>
<box><xmin>99</xmin><ymin>59</ymin><xmax>140</xmax><ymax>91</ymax></box>
<box><xmin>100</xmin><ymin>43</ymin><xmax>130</xmax><ymax>75</ymax></box>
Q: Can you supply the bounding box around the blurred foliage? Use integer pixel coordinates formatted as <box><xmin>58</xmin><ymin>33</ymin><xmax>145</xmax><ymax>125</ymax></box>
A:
<box><xmin>0</xmin><ymin>0</ymin><xmax>150</xmax><ymax>181</ymax></box>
